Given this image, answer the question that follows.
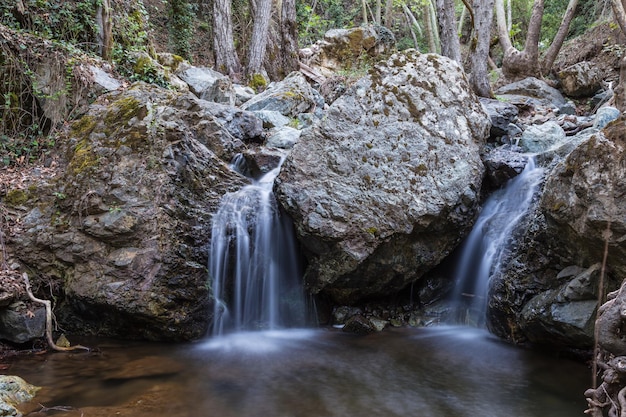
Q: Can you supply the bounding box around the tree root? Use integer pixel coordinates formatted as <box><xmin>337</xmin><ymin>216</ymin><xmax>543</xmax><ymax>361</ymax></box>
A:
<box><xmin>22</xmin><ymin>273</ymin><xmax>90</xmax><ymax>352</ymax></box>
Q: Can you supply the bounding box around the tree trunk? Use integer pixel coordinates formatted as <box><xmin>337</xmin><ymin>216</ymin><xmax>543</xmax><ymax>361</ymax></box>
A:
<box><xmin>498</xmin><ymin>0</ymin><xmax>544</xmax><ymax>79</ymax></box>
<box><xmin>402</xmin><ymin>3</ymin><xmax>421</xmax><ymax>49</ymax></box>
<box><xmin>212</xmin><ymin>0</ymin><xmax>242</xmax><ymax>78</ymax></box>
<box><xmin>96</xmin><ymin>0</ymin><xmax>113</xmax><ymax>61</ymax></box>
<box><xmin>436</xmin><ymin>0</ymin><xmax>461</xmax><ymax>63</ymax></box>
<box><xmin>384</xmin><ymin>0</ymin><xmax>394</xmax><ymax>27</ymax></box>
<box><xmin>612</xmin><ymin>0</ymin><xmax>626</xmax><ymax>112</ymax></box>
<box><xmin>247</xmin><ymin>0</ymin><xmax>273</xmax><ymax>76</ymax></box>
<box><xmin>495</xmin><ymin>0</ymin><xmax>513</xmax><ymax>51</ymax></box>
<box><xmin>280</xmin><ymin>0</ymin><xmax>299</xmax><ymax>75</ymax></box>
<box><xmin>469</xmin><ymin>0</ymin><xmax>495</xmax><ymax>97</ymax></box>
<box><xmin>424</xmin><ymin>1</ymin><xmax>438</xmax><ymax>53</ymax></box>
<box><xmin>541</xmin><ymin>0</ymin><xmax>578</xmax><ymax>75</ymax></box>
<box><xmin>362</xmin><ymin>0</ymin><xmax>368</xmax><ymax>25</ymax></box>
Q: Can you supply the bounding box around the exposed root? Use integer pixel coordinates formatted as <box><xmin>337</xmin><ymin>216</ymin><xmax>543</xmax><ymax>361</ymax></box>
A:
<box><xmin>22</xmin><ymin>273</ymin><xmax>90</xmax><ymax>352</ymax></box>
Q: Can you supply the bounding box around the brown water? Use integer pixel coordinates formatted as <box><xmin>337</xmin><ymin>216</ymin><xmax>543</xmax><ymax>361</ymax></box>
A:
<box><xmin>5</xmin><ymin>326</ymin><xmax>589</xmax><ymax>417</ymax></box>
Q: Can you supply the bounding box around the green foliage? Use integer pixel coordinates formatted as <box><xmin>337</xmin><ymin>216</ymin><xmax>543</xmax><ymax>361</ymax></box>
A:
<box><xmin>296</xmin><ymin>0</ymin><xmax>360</xmax><ymax>47</ymax></box>
<box><xmin>168</xmin><ymin>0</ymin><xmax>196</xmax><ymax>61</ymax></box>
<box><xmin>0</xmin><ymin>0</ymin><xmax>101</xmax><ymax>54</ymax></box>
<box><xmin>541</xmin><ymin>0</ymin><xmax>602</xmax><ymax>47</ymax></box>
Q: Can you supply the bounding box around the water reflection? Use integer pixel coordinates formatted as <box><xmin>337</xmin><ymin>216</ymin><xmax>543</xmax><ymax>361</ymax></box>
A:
<box><xmin>6</xmin><ymin>327</ymin><xmax>589</xmax><ymax>417</ymax></box>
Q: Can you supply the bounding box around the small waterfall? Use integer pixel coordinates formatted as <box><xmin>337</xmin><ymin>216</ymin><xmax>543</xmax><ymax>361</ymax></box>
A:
<box><xmin>451</xmin><ymin>157</ymin><xmax>545</xmax><ymax>326</ymax></box>
<box><xmin>209</xmin><ymin>156</ymin><xmax>308</xmax><ymax>336</ymax></box>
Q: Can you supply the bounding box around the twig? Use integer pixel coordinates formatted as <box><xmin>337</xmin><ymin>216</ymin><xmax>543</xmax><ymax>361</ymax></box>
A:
<box><xmin>22</xmin><ymin>273</ymin><xmax>90</xmax><ymax>352</ymax></box>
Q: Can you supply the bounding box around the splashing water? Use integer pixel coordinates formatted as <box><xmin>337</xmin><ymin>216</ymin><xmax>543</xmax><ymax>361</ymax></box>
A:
<box><xmin>451</xmin><ymin>157</ymin><xmax>545</xmax><ymax>326</ymax></box>
<box><xmin>209</xmin><ymin>157</ymin><xmax>308</xmax><ymax>336</ymax></box>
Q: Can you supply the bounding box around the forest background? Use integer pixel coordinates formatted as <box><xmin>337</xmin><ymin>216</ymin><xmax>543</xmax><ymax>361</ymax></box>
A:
<box><xmin>0</xmin><ymin>0</ymin><xmax>624</xmax><ymax>167</ymax></box>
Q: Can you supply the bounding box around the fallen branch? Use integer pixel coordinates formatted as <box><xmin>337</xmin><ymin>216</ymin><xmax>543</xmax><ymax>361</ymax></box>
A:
<box><xmin>23</xmin><ymin>273</ymin><xmax>90</xmax><ymax>352</ymax></box>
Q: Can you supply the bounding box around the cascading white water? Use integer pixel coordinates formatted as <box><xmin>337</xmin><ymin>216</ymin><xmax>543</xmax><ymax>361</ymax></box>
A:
<box><xmin>209</xmin><ymin>157</ymin><xmax>308</xmax><ymax>336</ymax></box>
<box><xmin>451</xmin><ymin>157</ymin><xmax>545</xmax><ymax>326</ymax></box>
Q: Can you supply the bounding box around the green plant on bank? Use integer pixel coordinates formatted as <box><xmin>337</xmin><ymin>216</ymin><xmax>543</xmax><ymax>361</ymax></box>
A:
<box><xmin>168</xmin><ymin>0</ymin><xmax>195</xmax><ymax>61</ymax></box>
<box><xmin>0</xmin><ymin>0</ymin><xmax>101</xmax><ymax>54</ymax></box>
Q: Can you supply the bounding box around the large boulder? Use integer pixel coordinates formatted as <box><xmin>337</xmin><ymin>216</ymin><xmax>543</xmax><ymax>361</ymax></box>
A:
<box><xmin>241</xmin><ymin>71</ymin><xmax>324</xmax><ymax>118</ymax></box>
<box><xmin>11</xmin><ymin>83</ymin><xmax>249</xmax><ymax>341</ymax></box>
<box><xmin>275</xmin><ymin>51</ymin><xmax>490</xmax><ymax>304</ymax></box>
<box><xmin>557</xmin><ymin>61</ymin><xmax>603</xmax><ymax>98</ymax></box>
<box><xmin>488</xmin><ymin>116</ymin><xmax>626</xmax><ymax>349</ymax></box>
<box><xmin>300</xmin><ymin>25</ymin><xmax>396</xmax><ymax>77</ymax></box>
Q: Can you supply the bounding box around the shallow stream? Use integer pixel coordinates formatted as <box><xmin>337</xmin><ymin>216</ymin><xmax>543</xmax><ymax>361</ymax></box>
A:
<box><xmin>6</xmin><ymin>326</ymin><xmax>589</xmax><ymax>417</ymax></box>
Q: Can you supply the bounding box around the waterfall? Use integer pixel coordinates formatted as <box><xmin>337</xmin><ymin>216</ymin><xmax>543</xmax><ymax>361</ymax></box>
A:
<box><xmin>451</xmin><ymin>157</ymin><xmax>545</xmax><ymax>326</ymax></box>
<box><xmin>209</xmin><ymin>157</ymin><xmax>308</xmax><ymax>336</ymax></box>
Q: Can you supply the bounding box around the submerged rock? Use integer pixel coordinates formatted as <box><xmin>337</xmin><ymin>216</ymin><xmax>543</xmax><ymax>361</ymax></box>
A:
<box><xmin>276</xmin><ymin>51</ymin><xmax>489</xmax><ymax>304</ymax></box>
<box><xmin>0</xmin><ymin>375</ymin><xmax>39</xmax><ymax>417</ymax></box>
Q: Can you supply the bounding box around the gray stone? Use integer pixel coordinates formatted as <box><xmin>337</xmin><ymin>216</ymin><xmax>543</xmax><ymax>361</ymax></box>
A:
<box><xmin>176</xmin><ymin>64</ymin><xmax>226</xmax><ymax>97</ymax></box>
<box><xmin>90</xmin><ymin>65</ymin><xmax>122</xmax><ymax>91</ymax></box>
<box><xmin>275</xmin><ymin>51</ymin><xmax>489</xmax><ymax>304</ymax></box>
<box><xmin>201</xmin><ymin>77</ymin><xmax>236</xmax><ymax>106</ymax></box>
<box><xmin>557</xmin><ymin>61</ymin><xmax>603</xmax><ymax>98</ymax></box>
<box><xmin>241</xmin><ymin>72</ymin><xmax>324</xmax><ymax>118</ymax></box>
<box><xmin>0</xmin><ymin>306</ymin><xmax>45</xmax><ymax>343</ymax></box>
<box><xmin>495</xmin><ymin>77</ymin><xmax>567</xmax><ymax>108</ymax></box>
<box><xmin>253</xmin><ymin>110</ymin><xmax>292</xmax><ymax>129</ymax></box>
<box><xmin>482</xmin><ymin>146</ymin><xmax>529</xmax><ymax>188</ymax></box>
<box><xmin>302</xmin><ymin>25</ymin><xmax>396</xmax><ymax>78</ymax></box>
<box><xmin>233</xmin><ymin>84</ymin><xmax>256</xmax><ymax>106</ymax></box>
<box><xmin>342</xmin><ymin>314</ymin><xmax>376</xmax><ymax>335</ymax></box>
<box><xmin>518</xmin><ymin>121</ymin><xmax>566</xmax><ymax>153</ymax></box>
<box><xmin>266</xmin><ymin>126</ymin><xmax>301</xmax><ymax>149</ymax></box>
<box><xmin>594</xmin><ymin>106</ymin><xmax>621</xmax><ymax>129</ymax></box>
<box><xmin>480</xmin><ymin>97</ymin><xmax>519</xmax><ymax>139</ymax></box>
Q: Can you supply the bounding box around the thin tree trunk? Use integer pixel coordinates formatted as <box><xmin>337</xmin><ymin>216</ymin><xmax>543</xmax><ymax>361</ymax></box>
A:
<box><xmin>458</xmin><ymin>5</ymin><xmax>467</xmax><ymax>35</ymax></box>
<box><xmin>384</xmin><ymin>0</ymin><xmax>394</xmax><ymax>27</ymax></box>
<box><xmin>469</xmin><ymin>0</ymin><xmax>495</xmax><ymax>97</ymax></box>
<box><xmin>96</xmin><ymin>0</ymin><xmax>112</xmax><ymax>61</ymax></box>
<box><xmin>402</xmin><ymin>2</ymin><xmax>421</xmax><ymax>48</ymax></box>
<box><xmin>375</xmin><ymin>0</ymin><xmax>382</xmax><ymax>25</ymax></box>
<box><xmin>362</xmin><ymin>0</ymin><xmax>368</xmax><ymax>25</ymax></box>
<box><xmin>436</xmin><ymin>0</ymin><xmax>462</xmax><ymax>63</ymax></box>
<box><xmin>424</xmin><ymin>1</ymin><xmax>439</xmax><ymax>53</ymax></box>
<box><xmin>247</xmin><ymin>0</ymin><xmax>273</xmax><ymax>76</ymax></box>
<box><xmin>212</xmin><ymin>0</ymin><xmax>242</xmax><ymax>78</ymax></box>
<box><xmin>522</xmin><ymin>0</ymin><xmax>544</xmax><ymax>64</ymax></box>
<box><xmin>495</xmin><ymin>0</ymin><xmax>513</xmax><ymax>52</ymax></box>
<box><xmin>280</xmin><ymin>0</ymin><xmax>299</xmax><ymax>75</ymax></box>
<box><xmin>506</xmin><ymin>0</ymin><xmax>512</xmax><ymax>33</ymax></box>
<box><xmin>541</xmin><ymin>0</ymin><xmax>579</xmax><ymax>75</ymax></box>
<box><xmin>612</xmin><ymin>0</ymin><xmax>626</xmax><ymax>111</ymax></box>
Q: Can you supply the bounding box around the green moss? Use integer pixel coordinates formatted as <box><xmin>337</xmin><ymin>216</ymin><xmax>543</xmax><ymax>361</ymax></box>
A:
<box><xmin>71</xmin><ymin>115</ymin><xmax>98</xmax><ymax>138</ymax></box>
<box><xmin>365</xmin><ymin>226</ymin><xmax>378</xmax><ymax>235</ymax></box>
<box><xmin>104</xmin><ymin>96</ymin><xmax>144</xmax><ymax>127</ymax></box>
<box><xmin>133</xmin><ymin>55</ymin><xmax>154</xmax><ymax>75</ymax></box>
<box><xmin>69</xmin><ymin>138</ymin><xmax>98</xmax><ymax>175</ymax></box>
<box><xmin>248</xmin><ymin>73</ymin><xmax>268</xmax><ymax>93</ymax></box>
<box><xmin>4</xmin><ymin>189</ymin><xmax>29</xmax><ymax>206</ymax></box>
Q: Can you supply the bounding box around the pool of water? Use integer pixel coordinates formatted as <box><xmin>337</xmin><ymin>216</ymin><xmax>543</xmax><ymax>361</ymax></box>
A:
<box><xmin>5</xmin><ymin>326</ymin><xmax>590</xmax><ymax>417</ymax></box>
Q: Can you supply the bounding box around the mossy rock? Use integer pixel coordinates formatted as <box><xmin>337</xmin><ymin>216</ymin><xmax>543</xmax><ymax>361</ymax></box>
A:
<box><xmin>3</xmin><ymin>189</ymin><xmax>30</xmax><ymax>206</ymax></box>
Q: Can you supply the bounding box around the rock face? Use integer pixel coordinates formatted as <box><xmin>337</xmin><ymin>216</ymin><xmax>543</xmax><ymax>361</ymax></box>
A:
<box><xmin>12</xmin><ymin>83</ymin><xmax>249</xmax><ymax>341</ymax></box>
<box><xmin>275</xmin><ymin>51</ymin><xmax>490</xmax><ymax>304</ymax></box>
<box><xmin>488</xmin><ymin>116</ymin><xmax>626</xmax><ymax>348</ymax></box>
<box><xmin>300</xmin><ymin>25</ymin><xmax>396</xmax><ymax>77</ymax></box>
<box><xmin>557</xmin><ymin>61</ymin><xmax>603</xmax><ymax>98</ymax></box>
